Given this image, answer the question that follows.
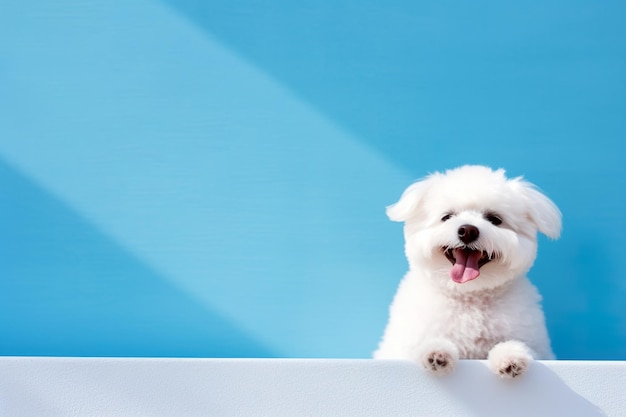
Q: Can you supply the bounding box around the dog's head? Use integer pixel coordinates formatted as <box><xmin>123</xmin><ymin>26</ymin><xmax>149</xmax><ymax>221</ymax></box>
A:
<box><xmin>387</xmin><ymin>165</ymin><xmax>561</xmax><ymax>291</ymax></box>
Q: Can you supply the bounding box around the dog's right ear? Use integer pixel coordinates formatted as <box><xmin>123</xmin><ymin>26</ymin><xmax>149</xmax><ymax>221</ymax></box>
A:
<box><xmin>386</xmin><ymin>177</ymin><xmax>433</xmax><ymax>222</ymax></box>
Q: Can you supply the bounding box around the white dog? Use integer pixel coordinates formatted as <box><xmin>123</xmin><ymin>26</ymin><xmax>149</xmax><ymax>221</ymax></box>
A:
<box><xmin>374</xmin><ymin>165</ymin><xmax>561</xmax><ymax>378</ymax></box>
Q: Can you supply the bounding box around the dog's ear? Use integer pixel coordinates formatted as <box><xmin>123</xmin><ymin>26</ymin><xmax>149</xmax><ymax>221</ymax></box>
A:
<box><xmin>515</xmin><ymin>179</ymin><xmax>562</xmax><ymax>239</ymax></box>
<box><xmin>386</xmin><ymin>177</ymin><xmax>434</xmax><ymax>222</ymax></box>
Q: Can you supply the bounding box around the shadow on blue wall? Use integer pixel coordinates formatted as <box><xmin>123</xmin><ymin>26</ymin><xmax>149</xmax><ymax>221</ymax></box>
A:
<box><xmin>0</xmin><ymin>159</ymin><xmax>274</xmax><ymax>357</ymax></box>
<box><xmin>1</xmin><ymin>0</ymin><xmax>624</xmax><ymax>360</ymax></box>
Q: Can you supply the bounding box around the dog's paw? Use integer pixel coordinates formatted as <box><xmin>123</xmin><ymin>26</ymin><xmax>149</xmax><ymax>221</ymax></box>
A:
<box><xmin>488</xmin><ymin>340</ymin><xmax>533</xmax><ymax>379</ymax></box>
<box><xmin>494</xmin><ymin>356</ymin><xmax>529</xmax><ymax>378</ymax></box>
<box><xmin>423</xmin><ymin>350</ymin><xmax>455</xmax><ymax>375</ymax></box>
<box><xmin>418</xmin><ymin>339</ymin><xmax>459</xmax><ymax>376</ymax></box>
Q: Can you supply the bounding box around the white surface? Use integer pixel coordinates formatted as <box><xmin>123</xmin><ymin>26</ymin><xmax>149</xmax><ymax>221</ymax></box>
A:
<box><xmin>0</xmin><ymin>357</ymin><xmax>624</xmax><ymax>416</ymax></box>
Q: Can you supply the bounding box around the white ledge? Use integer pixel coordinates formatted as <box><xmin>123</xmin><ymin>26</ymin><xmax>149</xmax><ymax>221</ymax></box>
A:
<box><xmin>0</xmin><ymin>357</ymin><xmax>624</xmax><ymax>416</ymax></box>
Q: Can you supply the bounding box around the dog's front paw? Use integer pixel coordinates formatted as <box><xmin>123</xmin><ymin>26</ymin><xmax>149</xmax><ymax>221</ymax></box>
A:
<box><xmin>488</xmin><ymin>340</ymin><xmax>533</xmax><ymax>379</ymax></box>
<box><xmin>495</xmin><ymin>357</ymin><xmax>528</xmax><ymax>378</ymax></box>
<box><xmin>418</xmin><ymin>339</ymin><xmax>459</xmax><ymax>376</ymax></box>
<box><xmin>424</xmin><ymin>350</ymin><xmax>455</xmax><ymax>375</ymax></box>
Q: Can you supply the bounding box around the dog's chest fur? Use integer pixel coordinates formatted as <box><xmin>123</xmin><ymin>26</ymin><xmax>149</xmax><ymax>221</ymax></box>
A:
<box><xmin>400</xmin><ymin>274</ymin><xmax>526</xmax><ymax>360</ymax></box>
<box><xmin>433</xmin><ymin>288</ymin><xmax>511</xmax><ymax>359</ymax></box>
<box><xmin>376</xmin><ymin>270</ymin><xmax>552</xmax><ymax>361</ymax></box>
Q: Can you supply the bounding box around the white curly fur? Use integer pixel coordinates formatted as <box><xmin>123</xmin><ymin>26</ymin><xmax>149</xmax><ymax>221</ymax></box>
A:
<box><xmin>374</xmin><ymin>166</ymin><xmax>560</xmax><ymax>378</ymax></box>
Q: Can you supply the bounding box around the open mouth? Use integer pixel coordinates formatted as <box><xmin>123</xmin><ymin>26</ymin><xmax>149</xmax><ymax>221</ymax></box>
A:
<box><xmin>443</xmin><ymin>248</ymin><xmax>493</xmax><ymax>284</ymax></box>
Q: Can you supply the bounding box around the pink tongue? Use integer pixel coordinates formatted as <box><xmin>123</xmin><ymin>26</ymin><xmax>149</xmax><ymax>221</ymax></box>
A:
<box><xmin>450</xmin><ymin>248</ymin><xmax>483</xmax><ymax>283</ymax></box>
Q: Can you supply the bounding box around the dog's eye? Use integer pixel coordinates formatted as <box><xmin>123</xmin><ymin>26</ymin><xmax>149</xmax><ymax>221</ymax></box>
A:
<box><xmin>441</xmin><ymin>213</ymin><xmax>453</xmax><ymax>222</ymax></box>
<box><xmin>485</xmin><ymin>212</ymin><xmax>503</xmax><ymax>226</ymax></box>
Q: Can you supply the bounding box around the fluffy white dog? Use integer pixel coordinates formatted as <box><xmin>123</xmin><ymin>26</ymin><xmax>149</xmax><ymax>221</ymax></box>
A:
<box><xmin>374</xmin><ymin>165</ymin><xmax>561</xmax><ymax>378</ymax></box>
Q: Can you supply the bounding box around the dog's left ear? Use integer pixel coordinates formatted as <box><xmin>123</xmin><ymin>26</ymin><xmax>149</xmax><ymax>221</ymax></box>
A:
<box><xmin>515</xmin><ymin>179</ymin><xmax>562</xmax><ymax>239</ymax></box>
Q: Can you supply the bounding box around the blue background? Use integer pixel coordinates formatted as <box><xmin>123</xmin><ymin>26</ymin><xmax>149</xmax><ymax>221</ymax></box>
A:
<box><xmin>1</xmin><ymin>0</ymin><xmax>624</xmax><ymax>359</ymax></box>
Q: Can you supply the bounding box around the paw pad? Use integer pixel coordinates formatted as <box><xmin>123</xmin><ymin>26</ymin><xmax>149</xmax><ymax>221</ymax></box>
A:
<box><xmin>424</xmin><ymin>351</ymin><xmax>454</xmax><ymax>375</ymax></box>
<box><xmin>497</xmin><ymin>359</ymin><xmax>527</xmax><ymax>378</ymax></box>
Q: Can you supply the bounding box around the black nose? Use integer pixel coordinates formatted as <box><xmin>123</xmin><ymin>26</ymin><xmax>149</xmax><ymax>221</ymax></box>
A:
<box><xmin>458</xmin><ymin>224</ymin><xmax>479</xmax><ymax>244</ymax></box>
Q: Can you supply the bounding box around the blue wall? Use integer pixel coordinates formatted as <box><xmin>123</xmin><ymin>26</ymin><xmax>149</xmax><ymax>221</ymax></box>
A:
<box><xmin>1</xmin><ymin>0</ymin><xmax>624</xmax><ymax>359</ymax></box>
